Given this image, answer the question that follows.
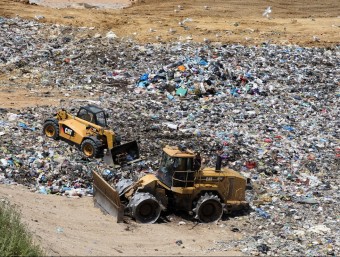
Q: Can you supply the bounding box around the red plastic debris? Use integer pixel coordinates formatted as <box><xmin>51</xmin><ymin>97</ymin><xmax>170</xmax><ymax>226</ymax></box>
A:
<box><xmin>245</xmin><ymin>161</ymin><xmax>257</xmax><ymax>169</ymax></box>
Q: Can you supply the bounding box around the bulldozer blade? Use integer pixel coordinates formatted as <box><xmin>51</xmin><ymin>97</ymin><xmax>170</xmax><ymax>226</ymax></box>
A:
<box><xmin>92</xmin><ymin>171</ymin><xmax>124</xmax><ymax>223</ymax></box>
<box><xmin>104</xmin><ymin>140</ymin><xmax>141</xmax><ymax>167</ymax></box>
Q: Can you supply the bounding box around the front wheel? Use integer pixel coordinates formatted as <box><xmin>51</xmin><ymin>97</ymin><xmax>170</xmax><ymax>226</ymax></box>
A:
<box><xmin>81</xmin><ymin>139</ymin><xmax>102</xmax><ymax>158</ymax></box>
<box><xmin>193</xmin><ymin>193</ymin><xmax>223</xmax><ymax>223</ymax></box>
<box><xmin>128</xmin><ymin>192</ymin><xmax>161</xmax><ymax>224</ymax></box>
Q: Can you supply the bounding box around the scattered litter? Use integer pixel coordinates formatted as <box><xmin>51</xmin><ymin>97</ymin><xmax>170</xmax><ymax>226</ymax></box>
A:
<box><xmin>176</xmin><ymin>240</ymin><xmax>183</xmax><ymax>246</ymax></box>
<box><xmin>0</xmin><ymin>17</ymin><xmax>338</xmax><ymax>257</ymax></box>
<box><xmin>263</xmin><ymin>6</ymin><xmax>272</xmax><ymax>18</ymax></box>
<box><xmin>56</xmin><ymin>227</ymin><xmax>64</xmax><ymax>233</ymax></box>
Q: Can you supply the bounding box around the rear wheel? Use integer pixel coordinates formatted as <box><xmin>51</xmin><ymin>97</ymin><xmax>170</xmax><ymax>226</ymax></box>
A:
<box><xmin>193</xmin><ymin>193</ymin><xmax>223</xmax><ymax>223</ymax></box>
<box><xmin>128</xmin><ymin>192</ymin><xmax>161</xmax><ymax>224</ymax></box>
<box><xmin>81</xmin><ymin>139</ymin><xmax>102</xmax><ymax>158</ymax></box>
<box><xmin>43</xmin><ymin>120</ymin><xmax>59</xmax><ymax>140</ymax></box>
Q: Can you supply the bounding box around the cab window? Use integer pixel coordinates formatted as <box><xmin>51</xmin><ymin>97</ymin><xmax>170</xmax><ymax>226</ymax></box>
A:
<box><xmin>176</xmin><ymin>157</ymin><xmax>194</xmax><ymax>171</ymax></box>
<box><xmin>78</xmin><ymin>109</ymin><xmax>93</xmax><ymax>123</ymax></box>
<box><xmin>96</xmin><ymin>111</ymin><xmax>107</xmax><ymax>127</ymax></box>
<box><xmin>160</xmin><ymin>154</ymin><xmax>175</xmax><ymax>174</ymax></box>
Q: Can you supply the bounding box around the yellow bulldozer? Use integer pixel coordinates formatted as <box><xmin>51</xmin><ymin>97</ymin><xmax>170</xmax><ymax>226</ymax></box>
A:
<box><xmin>93</xmin><ymin>145</ymin><xmax>248</xmax><ymax>224</ymax></box>
<box><xmin>43</xmin><ymin>105</ymin><xmax>140</xmax><ymax>166</ymax></box>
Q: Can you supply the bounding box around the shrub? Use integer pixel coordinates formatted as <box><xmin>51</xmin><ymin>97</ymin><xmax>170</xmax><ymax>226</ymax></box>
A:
<box><xmin>0</xmin><ymin>199</ymin><xmax>44</xmax><ymax>256</ymax></box>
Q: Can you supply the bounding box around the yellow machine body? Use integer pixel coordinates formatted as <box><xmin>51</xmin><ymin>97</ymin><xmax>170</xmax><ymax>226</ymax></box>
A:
<box><xmin>43</xmin><ymin>106</ymin><xmax>139</xmax><ymax>166</ymax></box>
<box><xmin>57</xmin><ymin>111</ymin><xmax>114</xmax><ymax>148</ymax></box>
<box><xmin>93</xmin><ymin>145</ymin><xmax>248</xmax><ymax>224</ymax></box>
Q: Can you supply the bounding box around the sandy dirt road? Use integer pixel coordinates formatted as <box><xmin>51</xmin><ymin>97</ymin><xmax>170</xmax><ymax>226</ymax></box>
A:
<box><xmin>0</xmin><ymin>184</ymin><xmax>245</xmax><ymax>256</ymax></box>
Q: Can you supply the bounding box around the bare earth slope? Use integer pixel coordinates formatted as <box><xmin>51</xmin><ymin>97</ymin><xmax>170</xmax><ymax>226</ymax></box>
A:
<box><xmin>1</xmin><ymin>0</ymin><xmax>339</xmax><ymax>47</ymax></box>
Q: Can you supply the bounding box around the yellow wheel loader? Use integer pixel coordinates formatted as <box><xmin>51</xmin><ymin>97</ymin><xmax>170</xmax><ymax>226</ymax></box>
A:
<box><xmin>93</xmin><ymin>145</ymin><xmax>249</xmax><ymax>224</ymax></box>
<box><xmin>43</xmin><ymin>105</ymin><xmax>140</xmax><ymax>166</ymax></box>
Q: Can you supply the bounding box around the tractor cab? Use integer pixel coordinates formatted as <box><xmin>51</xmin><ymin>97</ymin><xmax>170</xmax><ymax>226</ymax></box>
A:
<box><xmin>77</xmin><ymin>105</ymin><xmax>108</xmax><ymax>127</ymax></box>
<box><xmin>157</xmin><ymin>145</ymin><xmax>199</xmax><ymax>188</ymax></box>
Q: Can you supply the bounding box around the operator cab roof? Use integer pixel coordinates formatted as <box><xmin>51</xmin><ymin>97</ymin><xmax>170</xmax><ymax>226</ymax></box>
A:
<box><xmin>81</xmin><ymin>105</ymin><xmax>105</xmax><ymax>114</ymax></box>
<box><xmin>163</xmin><ymin>145</ymin><xmax>196</xmax><ymax>158</ymax></box>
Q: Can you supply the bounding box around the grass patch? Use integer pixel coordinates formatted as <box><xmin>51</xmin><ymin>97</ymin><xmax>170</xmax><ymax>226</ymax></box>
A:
<box><xmin>0</xmin><ymin>199</ymin><xmax>44</xmax><ymax>257</ymax></box>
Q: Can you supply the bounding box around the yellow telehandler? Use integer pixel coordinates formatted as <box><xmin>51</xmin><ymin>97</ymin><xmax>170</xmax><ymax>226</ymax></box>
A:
<box><xmin>43</xmin><ymin>105</ymin><xmax>140</xmax><ymax>166</ymax></box>
<box><xmin>93</xmin><ymin>145</ymin><xmax>248</xmax><ymax>224</ymax></box>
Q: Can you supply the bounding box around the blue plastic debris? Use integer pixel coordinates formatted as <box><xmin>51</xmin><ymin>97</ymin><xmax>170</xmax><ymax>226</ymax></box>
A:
<box><xmin>255</xmin><ymin>208</ymin><xmax>271</xmax><ymax>219</ymax></box>
<box><xmin>199</xmin><ymin>59</ymin><xmax>208</xmax><ymax>66</ymax></box>
<box><xmin>167</xmin><ymin>94</ymin><xmax>175</xmax><ymax>100</ymax></box>
<box><xmin>176</xmin><ymin>87</ymin><xmax>188</xmax><ymax>97</ymax></box>
<box><xmin>140</xmin><ymin>73</ymin><xmax>149</xmax><ymax>81</ymax></box>
<box><xmin>282</xmin><ymin>125</ymin><xmax>295</xmax><ymax>132</ymax></box>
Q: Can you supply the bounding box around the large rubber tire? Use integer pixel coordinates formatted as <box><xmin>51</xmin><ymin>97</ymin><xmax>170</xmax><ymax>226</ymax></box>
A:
<box><xmin>81</xmin><ymin>138</ymin><xmax>102</xmax><ymax>158</ymax></box>
<box><xmin>43</xmin><ymin>119</ymin><xmax>59</xmax><ymax>140</ymax></box>
<box><xmin>193</xmin><ymin>193</ymin><xmax>223</xmax><ymax>223</ymax></box>
<box><xmin>128</xmin><ymin>192</ymin><xmax>161</xmax><ymax>224</ymax></box>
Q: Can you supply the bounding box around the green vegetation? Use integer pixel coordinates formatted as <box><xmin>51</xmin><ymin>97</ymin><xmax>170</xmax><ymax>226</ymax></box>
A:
<box><xmin>0</xmin><ymin>200</ymin><xmax>44</xmax><ymax>257</ymax></box>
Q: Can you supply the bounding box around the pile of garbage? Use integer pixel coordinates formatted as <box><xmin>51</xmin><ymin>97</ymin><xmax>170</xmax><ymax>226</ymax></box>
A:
<box><xmin>0</xmin><ymin>17</ymin><xmax>339</xmax><ymax>256</ymax></box>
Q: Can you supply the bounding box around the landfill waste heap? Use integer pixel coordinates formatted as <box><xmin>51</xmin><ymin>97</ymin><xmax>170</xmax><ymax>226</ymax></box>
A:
<box><xmin>0</xmin><ymin>17</ymin><xmax>339</xmax><ymax>256</ymax></box>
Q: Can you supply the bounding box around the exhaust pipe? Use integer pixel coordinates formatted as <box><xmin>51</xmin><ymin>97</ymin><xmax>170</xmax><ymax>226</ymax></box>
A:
<box><xmin>215</xmin><ymin>155</ymin><xmax>222</xmax><ymax>172</ymax></box>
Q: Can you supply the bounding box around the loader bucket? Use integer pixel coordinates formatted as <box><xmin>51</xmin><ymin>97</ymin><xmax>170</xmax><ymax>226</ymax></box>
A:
<box><xmin>92</xmin><ymin>171</ymin><xmax>124</xmax><ymax>222</ymax></box>
<box><xmin>103</xmin><ymin>140</ymin><xmax>140</xmax><ymax>167</ymax></box>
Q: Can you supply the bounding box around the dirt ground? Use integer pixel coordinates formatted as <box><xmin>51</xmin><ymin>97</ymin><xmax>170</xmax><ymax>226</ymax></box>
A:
<box><xmin>0</xmin><ymin>0</ymin><xmax>339</xmax><ymax>256</ymax></box>
<box><xmin>0</xmin><ymin>184</ymin><xmax>245</xmax><ymax>256</ymax></box>
<box><xmin>1</xmin><ymin>0</ymin><xmax>339</xmax><ymax>47</ymax></box>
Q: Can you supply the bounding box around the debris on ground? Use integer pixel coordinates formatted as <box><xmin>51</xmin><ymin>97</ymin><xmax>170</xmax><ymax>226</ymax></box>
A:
<box><xmin>0</xmin><ymin>17</ymin><xmax>339</xmax><ymax>256</ymax></box>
